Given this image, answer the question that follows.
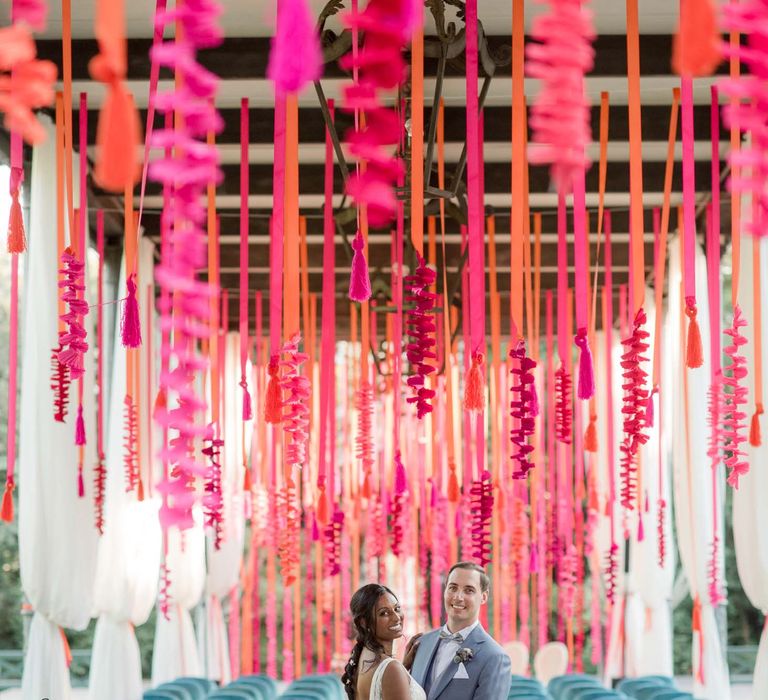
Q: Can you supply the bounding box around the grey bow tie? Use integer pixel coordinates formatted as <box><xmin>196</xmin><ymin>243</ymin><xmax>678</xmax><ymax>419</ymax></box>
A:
<box><xmin>439</xmin><ymin>630</ymin><xmax>463</xmax><ymax>643</ymax></box>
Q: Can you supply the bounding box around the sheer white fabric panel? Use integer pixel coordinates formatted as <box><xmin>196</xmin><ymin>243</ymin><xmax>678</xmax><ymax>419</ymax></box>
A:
<box><xmin>667</xmin><ymin>236</ymin><xmax>730</xmax><ymax>700</ymax></box>
<box><xmin>19</xmin><ymin>116</ymin><xmax>98</xmax><ymax>698</ymax></box>
<box><xmin>88</xmin><ymin>616</ymin><xmax>143</xmax><ymax>699</ymax></box>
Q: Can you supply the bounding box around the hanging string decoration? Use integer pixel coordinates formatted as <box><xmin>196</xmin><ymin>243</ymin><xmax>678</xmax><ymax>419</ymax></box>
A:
<box><xmin>280</xmin><ymin>332</ymin><xmax>310</xmax><ymax>467</ymax></box>
<box><xmin>722</xmin><ymin>306</ymin><xmax>750</xmax><ymax>487</ymax></box>
<box><xmin>348</xmin><ymin>231</ymin><xmax>372</xmax><ymax>303</ymax></box>
<box><xmin>526</xmin><ymin>0</ymin><xmax>595</xmax><ymax>193</ymax></box>
<box><xmin>151</xmin><ymin>0</ymin><xmax>223</xmax><ymax>532</ymax></box>
<box><xmin>202</xmin><ymin>425</ymin><xmax>225</xmax><ymax>549</ymax></box>
<box><xmin>57</xmin><ymin>247</ymin><xmax>89</xmax><ymax>380</ymax></box>
<box><xmin>657</xmin><ymin>498</ymin><xmax>667</xmax><ymax>568</ymax></box>
<box><xmin>720</xmin><ymin>1</ymin><xmax>768</xmax><ymax>238</ymax></box>
<box><xmin>93</xmin><ymin>452</ymin><xmax>106</xmax><ymax>534</ymax></box>
<box><xmin>708</xmin><ymin>534</ymin><xmax>724</xmax><ymax>606</ymax></box>
<box><xmin>509</xmin><ymin>342</ymin><xmax>538</xmax><ymax>479</ymax></box>
<box><xmin>0</xmin><ymin>0</ymin><xmax>56</xmax><ymax>145</ymax></box>
<box><xmin>619</xmin><ymin>309</ymin><xmax>650</xmax><ymax>509</ymax></box>
<box><xmin>123</xmin><ymin>394</ymin><xmax>138</xmax><ymax>492</ymax></box>
<box><xmin>558</xmin><ymin>544</ymin><xmax>578</xmax><ymax>620</ymax></box>
<box><xmin>405</xmin><ymin>253</ymin><xmax>437</xmax><ymax>418</ymax></box>
<box><xmin>355</xmin><ymin>380</ymin><xmax>375</xmax><ymax>493</ymax></box>
<box><xmin>470</xmin><ymin>470</ymin><xmax>493</xmax><ymax>566</ymax></box>
<box><xmin>277</xmin><ymin>477</ymin><xmax>300</xmax><ymax>585</ymax></box>
<box><xmin>604</xmin><ymin>541</ymin><xmax>619</xmax><ymax>606</ymax></box>
<box><xmin>324</xmin><ymin>505</ymin><xmax>345</xmax><ymax>577</ymax></box>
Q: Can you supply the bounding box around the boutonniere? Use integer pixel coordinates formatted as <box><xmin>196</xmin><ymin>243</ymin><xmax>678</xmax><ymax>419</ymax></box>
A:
<box><xmin>453</xmin><ymin>647</ymin><xmax>474</xmax><ymax>664</ymax></box>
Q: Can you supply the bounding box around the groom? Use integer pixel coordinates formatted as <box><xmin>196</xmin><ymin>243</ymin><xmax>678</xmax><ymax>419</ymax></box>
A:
<box><xmin>409</xmin><ymin>562</ymin><xmax>512</xmax><ymax>700</ymax></box>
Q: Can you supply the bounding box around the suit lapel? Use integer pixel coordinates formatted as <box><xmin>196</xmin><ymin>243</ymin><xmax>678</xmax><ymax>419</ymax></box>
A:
<box><xmin>428</xmin><ymin>625</ymin><xmax>487</xmax><ymax>700</ymax></box>
<box><xmin>411</xmin><ymin>630</ymin><xmax>441</xmax><ymax>689</ymax></box>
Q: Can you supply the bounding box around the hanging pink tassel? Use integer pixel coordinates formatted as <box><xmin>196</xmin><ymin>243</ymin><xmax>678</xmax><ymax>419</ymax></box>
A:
<box><xmin>264</xmin><ymin>355</ymin><xmax>283</xmax><ymax>424</ymax></box>
<box><xmin>723</xmin><ymin>305</ymin><xmax>750</xmax><ymax>488</ymax></box>
<box><xmin>120</xmin><ymin>273</ymin><xmax>142</xmax><ymax>348</ymax></box>
<box><xmin>685</xmin><ymin>304</ymin><xmax>704</xmax><ymax>368</ymax></box>
<box><xmin>463</xmin><ymin>352</ymin><xmax>485</xmax><ymax>412</ymax></box>
<box><xmin>240</xmin><ymin>378</ymin><xmax>252</xmax><ymax>421</ymax></box>
<box><xmin>574</xmin><ymin>327</ymin><xmax>595</xmax><ymax>400</ymax></box>
<box><xmin>1</xmin><ymin>480</ymin><xmax>14</xmax><ymax>523</ymax></box>
<box><xmin>7</xmin><ymin>167</ymin><xmax>26</xmax><ymax>253</ymax></box>
<box><xmin>348</xmin><ymin>231</ymin><xmax>372</xmax><ymax>302</ymax></box>
<box><xmin>77</xmin><ymin>469</ymin><xmax>85</xmax><ymax>498</ymax></box>
<box><xmin>750</xmin><ymin>404</ymin><xmax>763</xmax><ymax>447</ymax></box>
<box><xmin>390</xmin><ymin>452</ymin><xmax>409</xmax><ymax>557</ymax></box>
<box><xmin>266</xmin><ymin>0</ymin><xmax>322</xmax><ymax>94</ymax></box>
<box><xmin>75</xmin><ymin>403</ymin><xmax>86</xmax><ymax>446</ymax></box>
<box><xmin>394</xmin><ymin>451</ymin><xmax>408</xmax><ymax>495</ymax></box>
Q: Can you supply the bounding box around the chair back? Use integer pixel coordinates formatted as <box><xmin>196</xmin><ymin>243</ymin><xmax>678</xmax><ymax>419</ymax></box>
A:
<box><xmin>534</xmin><ymin>642</ymin><xmax>569</xmax><ymax>685</ymax></box>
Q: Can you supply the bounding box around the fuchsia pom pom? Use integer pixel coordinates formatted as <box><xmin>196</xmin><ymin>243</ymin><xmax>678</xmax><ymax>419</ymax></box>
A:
<box><xmin>722</xmin><ymin>305</ymin><xmax>750</xmax><ymax>488</ymax></box>
<box><xmin>266</xmin><ymin>0</ymin><xmax>322</xmax><ymax>94</ymax></box>
<box><xmin>120</xmin><ymin>273</ymin><xmax>142</xmax><ymax>348</ymax></box>
<box><xmin>554</xmin><ymin>365</ymin><xmax>572</xmax><ymax>443</ymax></box>
<box><xmin>75</xmin><ymin>403</ymin><xmax>86</xmax><ymax>446</ymax></box>
<box><xmin>574</xmin><ymin>327</ymin><xmax>595</xmax><ymax>400</ymax></box>
<box><xmin>348</xmin><ymin>230</ymin><xmax>372</xmax><ymax>302</ymax></box>
<box><xmin>470</xmin><ymin>470</ymin><xmax>494</xmax><ymax>566</ymax></box>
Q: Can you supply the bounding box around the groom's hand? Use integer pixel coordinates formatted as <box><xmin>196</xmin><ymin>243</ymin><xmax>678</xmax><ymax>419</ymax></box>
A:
<box><xmin>403</xmin><ymin>633</ymin><xmax>423</xmax><ymax>671</ymax></box>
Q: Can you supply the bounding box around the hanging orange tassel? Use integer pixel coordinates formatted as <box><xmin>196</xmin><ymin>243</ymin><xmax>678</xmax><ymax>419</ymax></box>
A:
<box><xmin>584</xmin><ymin>414</ymin><xmax>598</xmax><ymax>452</ymax></box>
<box><xmin>7</xmin><ymin>189</ymin><xmax>26</xmax><ymax>254</ymax></box>
<box><xmin>264</xmin><ymin>355</ymin><xmax>283</xmax><ymax>424</ymax></box>
<box><xmin>1</xmin><ymin>481</ymin><xmax>14</xmax><ymax>523</ymax></box>
<box><xmin>152</xmin><ymin>388</ymin><xmax>166</xmax><ymax>418</ymax></box>
<box><xmin>243</xmin><ymin>467</ymin><xmax>253</xmax><ymax>492</ymax></box>
<box><xmin>137</xmin><ymin>477</ymin><xmax>145</xmax><ymax>502</ymax></box>
<box><xmin>672</xmin><ymin>0</ymin><xmax>721</xmax><ymax>78</ymax></box>
<box><xmin>686</xmin><ymin>305</ymin><xmax>704</xmax><ymax>368</ymax></box>
<box><xmin>361</xmin><ymin>472</ymin><xmax>371</xmax><ymax>499</ymax></box>
<box><xmin>447</xmin><ymin>463</ymin><xmax>460</xmax><ymax>503</ymax></box>
<box><xmin>750</xmin><ymin>404</ymin><xmax>763</xmax><ymax>447</ymax></box>
<box><xmin>463</xmin><ymin>352</ymin><xmax>485</xmax><ymax>411</ymax></box>
<box><xmin>316</xmin><ymin>485</ymin><xmax>328</xmax><ymax>525</ymax></box>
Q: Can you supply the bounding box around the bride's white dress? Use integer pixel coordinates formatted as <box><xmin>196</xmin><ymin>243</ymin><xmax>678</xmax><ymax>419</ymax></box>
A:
<box><xmin>370</xmin><ymin>657</ymin><xmax>427</xmax><ymax>700</ymax></box>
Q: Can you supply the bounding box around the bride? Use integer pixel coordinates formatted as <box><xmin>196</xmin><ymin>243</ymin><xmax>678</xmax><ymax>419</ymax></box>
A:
<box><xmin>341</xmin><ymin>584</ymin><xmax>425</xmax><ymax>700</ymax></box>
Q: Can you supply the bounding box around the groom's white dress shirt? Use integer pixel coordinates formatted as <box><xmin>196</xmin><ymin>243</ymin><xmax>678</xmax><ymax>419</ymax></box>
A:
<box><xmin>430</xmin><ymin>620</ymin><xmax>479</xmax><ymax>686</ymax></box>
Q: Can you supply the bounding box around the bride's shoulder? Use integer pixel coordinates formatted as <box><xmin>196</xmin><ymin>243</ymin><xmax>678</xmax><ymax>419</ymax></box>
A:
<box><xmin>379</xmin><ymin>658</ymin><xmax>411</xmax><ymax>694</ymax></box>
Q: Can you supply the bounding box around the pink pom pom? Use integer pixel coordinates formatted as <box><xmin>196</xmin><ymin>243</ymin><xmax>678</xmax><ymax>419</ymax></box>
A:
<box><xmin>348</xmin><ymin>231</ymin><xmax>372</xmax><ymax>302</ymax></box>
<box><xmin>266</xmin><ymin>0</ymin><xmax>322</xmax><ymax>94</ymax></box>
<box><xmin>469</xmin><ymin>470</ymin><xmax>494</xmax><ymax>566</ymax></box>
<box><xmin>405</xmin><ymin>254</ymin><xmax>437</xmax><ymax>418</ymax></box>
<box><xmin>120</xmin><ymin>273</ymin><xmax>142</xmax><ymax>348</ymax></box>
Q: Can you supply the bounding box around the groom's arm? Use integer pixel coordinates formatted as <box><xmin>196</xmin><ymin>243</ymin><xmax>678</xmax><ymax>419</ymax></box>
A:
<box><xmin>473</xmin><ymin>650</ymin><xmax>511</xmax><ymax>700</ymax></box>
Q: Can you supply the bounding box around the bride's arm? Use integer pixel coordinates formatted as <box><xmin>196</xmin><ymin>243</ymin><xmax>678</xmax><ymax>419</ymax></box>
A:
<box><xmin>381</xmin><ymin>660</ymin><xmax>414</xmax><ymax>700</ymax></box>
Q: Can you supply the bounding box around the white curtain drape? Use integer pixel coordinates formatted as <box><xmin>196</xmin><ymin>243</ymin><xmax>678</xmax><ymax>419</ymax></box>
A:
<box><xmin>732</xmin><ymin>234</ymin><xmax>768</xmax><ymax>698</ymax></box>
<box><xmin>19</xmin><ymin>116</ymin><xmax>99</xmax><ymax>699</ymax></box>
<box><xmin>88</xmin><ymin>239</ymin><xmax>162</xmax><ymax>699</ymax></box>
<box><xmin>197</xmin><ymin>333</ymin><xmax>247</xmax><ymax>683</ymax></box>
<box><xmin>667</xmin><ymin>235</ymin><xmax>730</xmax><ymax>700</ymax></box>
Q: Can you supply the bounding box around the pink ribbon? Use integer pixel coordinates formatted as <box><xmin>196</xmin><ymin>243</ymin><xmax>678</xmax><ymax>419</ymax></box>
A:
<box><xmin>681</xmin><ymin>77</ymin><xmax>697</xmax><ymax>306</ymax></box>
<box><xmin>240</xmin><ymin>97</ymin><xmax>251</xmax><ymax>420</ymax></box>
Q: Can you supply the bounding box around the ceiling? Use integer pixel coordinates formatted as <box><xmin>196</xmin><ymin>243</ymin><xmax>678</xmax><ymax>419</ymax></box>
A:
<box><xmin>6</xmin><ymin>0</ymin><xmax>731</xmax><ymax>335</ymax></box>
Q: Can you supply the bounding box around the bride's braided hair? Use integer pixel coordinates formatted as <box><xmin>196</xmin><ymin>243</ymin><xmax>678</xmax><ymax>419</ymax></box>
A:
<box><xmin>341</xmin><ymin>583</ymin><xmax>398</xmax><ymax>700</ymax></box>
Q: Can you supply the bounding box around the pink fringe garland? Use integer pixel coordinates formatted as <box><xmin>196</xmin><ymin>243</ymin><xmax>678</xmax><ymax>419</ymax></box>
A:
<box><xmin>722</xmin><ymin>305</ymin><xmax>750</xmax><ymax>487</ymax></box>
<box><xmin>280</xmin><ymin>333</ymin><xmax>310</xmax><ymax>467</ymax></box>
<box><xmin>355</xmin><ymin>380</ymin><xmax>375</xmax><ymax>487</ymax></box>
<box><xmin>277</xmin><ymin>477</ymin><xmax>300</xmax><ymax>585</ymax></box>
<box><xmin>50</xmin><ymin>343</ymin><xmax>70</xmax><ymax>422</ymax></box>
<box><xmin>390</xmin><ymin>451</ymin><xmax>409</xmax><ymax>557</ymax></box>
<box><xmin>470</xmin><ymin>470</ymin><xmax>493</xmax><ymax>566</ymax></box>
<box><xmin>202</xmin><ymin>425</ymin><xmax>224</xmax><ymax>549</ymax></box>
<box><xmin>554</xmin><ymin>365</ymin><xmax>572</xmax><ymax>443</ymax></box>
<box><xmin>619</xmin><ymin>309</ymin><xmax>650</xmax><ymax>510</ymax></box>
<box><xmin>123</xmin><ymin>394</ymin><xmax>138</xmax><ymax>492</ymax></box>
<box><xmin>324</xmin><ymin>505</ymin><xmax>344</xmax><ymax>577</ymax></box>
<box><xmin>405</xmin><ymin>253</ymin><xmax>437</xmax><ymax>418</ymax></box>
<box><xmin>57</xmin><ymin>247</ymin><xmax>89</xmax><ymax>380</ymax></box>
<box><xmin>509</xmin><ymin>342</ymin><xmax>538</xmax><ymax>479</ymax></box>
<box><xmin>526</xmin><ymin>0</ymin><xmax>595</xmax><ymax>193</ymax></box>
<box><xmin>151</xmin><ymin>0</ymin><xmax>223</xmax><ymax>535</ymax></box>
<box><xmin>93</xmin><ymin>452</ymin><xmax>106</xmax><ymax>535</ymax></box>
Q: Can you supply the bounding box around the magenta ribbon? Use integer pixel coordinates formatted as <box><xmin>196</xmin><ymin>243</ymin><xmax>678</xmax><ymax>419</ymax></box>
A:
<box><xmin>573</xmin><ymin>168</ymin><xmax>595</xmax><ymax>399</ymax></box>
<box><xmin>270</xmin><ymin>94</ymin><xmax>286</xmax><ymax>356</ymax></box>
<box><xmin>239</xmin><ymin>97</ymin><xmax>251</xmax><ymax>420</ymax></box>
<box><xmin>681</xmin><ymin>77</ymin><xmax>697</xmax><ymax>308</ymax></box>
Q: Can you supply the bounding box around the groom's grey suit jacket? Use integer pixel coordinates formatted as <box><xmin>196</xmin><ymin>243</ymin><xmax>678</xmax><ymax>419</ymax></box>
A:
<box><xmin>410</xmin><ymin>624</ymin><xmax>512</xmax><ymax>700</ymax></box>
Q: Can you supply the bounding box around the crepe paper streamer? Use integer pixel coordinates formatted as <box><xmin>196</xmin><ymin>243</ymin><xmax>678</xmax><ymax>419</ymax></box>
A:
<box><xmin>1</xmin><ymin>254</ymin><xmax>20</xmax><ymax>521</ymax></box>
<box><xmin>202</xmin><ymin>425</ymin><xmax>225</xmax><ymax>549</ymax></box>
<box><xmin>280</xmin><ymin>333</ymin><xmax>310</xmax><ymax>468</ymax></box>
<box><xmin>340</xmin><ymin>0</ymin><xmax>413</xmax><ymax>227</ymax></box>
<box><xmin>573</xmin><ymin>173</ymin><xmax>595</xmax><ymax>399</ymax></box>
<box><xmin>722</xmin><ymin>306</ymin><xmax>750</xmax><ymax>488</ymax></box>
<box><xmin>672</xmin><ymin>0</ymin><xmax>721</xmax><ymax>77</ymax></box>
<box><xmin>324</xmin><ymin>505</ymin><xmax>344</xmax><ymax>577</ymax></box>
<box><xmin>469</xmin><ymin>470</ymin><xmax>493</xmax><ymax>566</ymax></box>
<box><xmin>554</xmin><ymin>366</ymin><xmax>573</xmax><ymax>444</ymax></box>
<box><xmin>0</xmin><ymin>7</ymin><xmax>57</xmax><ymax>145</ymax></box>
<box><xmin>6</xmin><ymin>130</ymin><xmax>26</xmax><ymax>253</ymax></box>
<box><xmin>122</xmin><ymin>394</ymin><xmax>139</xmax><ymax>492</ymax></box>
<box><xmin>603</xmin><ymin>541</ymin><xmax>619</xmax><ymax>607</ymax></box>
<box><xmin>151</xmin><ymin>0</ymin><xmax>223</xmax><ymax>534</ymax></box>
<box><xmin>236</xmin><ymin>99</ymin><xmax>252</xmax><ymax>422</ymax></box>
<box><xmin>619</xmin><ymin>309</ymin><xmax>650</xmax><ymax>511</ymax></box>
<box><xmin>404</xmin><ymin>254</ymin><xmax>437</xmax><ymax>418</ymax></box>
<box><xmin>509</xmin><ymin>342</ymin><xmax>537</xmax><ymax>480</ymax></box>
<box><xmin>88</xmin><ymin>0</ymin><xmax>141</xmax><ymax>191</ymax></box>
<box><xmin>720</xmin><ymin>3</ymin><xmax>768</xmax><ymax>238</ymax></box>
<box><xmin>266</xmin><ymin>0</ymin><xmax>321</xmax><ymax>94</ymax></box>
<box><xmin>463</xmin><ymin>353</ymin><xmax>485</xmax><ymax>412</ymax></box>
<box><xmin>57</xmin><ymin>247</ymin><xmax>89</xmax><ymax>380</ymax></box>
<box><xmin>277</xmin><ymin>478</ymin><xmax>300</xmax><ymax>585</ymax></box>
<box><xmin>527</xmin><ymin>0</ymin><xmax>595</xmax><ymax>193</ymax></box>
<box><xmin>348</xmin><ymin>230</ymin><xmax>372</xmax><ymax>303</ymax></box>
<box><xmin>51</xmin><ymin>343</ymin><xmax>70</xmax><ymax>422</ymax></box>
